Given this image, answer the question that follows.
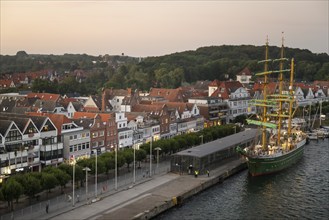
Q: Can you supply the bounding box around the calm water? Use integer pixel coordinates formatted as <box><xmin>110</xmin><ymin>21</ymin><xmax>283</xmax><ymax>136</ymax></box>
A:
<box><xmin>157</xmin><ymin>139</ymin><xmax>329</xmax><ymax>220</ymax></box>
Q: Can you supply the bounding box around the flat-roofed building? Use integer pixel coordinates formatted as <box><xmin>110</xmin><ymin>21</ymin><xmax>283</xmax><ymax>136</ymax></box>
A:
<box><xmin>171</xmin><ymin>128</ymin><xmax>259</xmax><ymax>175</ymax></box>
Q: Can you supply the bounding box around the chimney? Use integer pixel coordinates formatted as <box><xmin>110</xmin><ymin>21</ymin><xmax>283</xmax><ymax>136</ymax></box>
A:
<box><xmin>101</xmin><ymin>88</ymin><xmax>106</xmax><ymax>112</ymax></box>
<box><xmin>127</xmin><ymin>88</ymin><xmax>132</xmax><ymax>95</ymax></box>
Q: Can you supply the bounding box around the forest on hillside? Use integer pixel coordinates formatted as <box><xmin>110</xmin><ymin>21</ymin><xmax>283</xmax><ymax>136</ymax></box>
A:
<box><xmin>1</xmin><ymin>45</ymin><xmax>328</xmax><ymax>95</ymax></box>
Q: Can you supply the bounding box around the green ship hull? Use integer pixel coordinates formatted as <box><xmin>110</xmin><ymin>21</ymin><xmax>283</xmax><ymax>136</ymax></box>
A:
<box><xmin>245</xmin><ymin>140</ymin><xmax>305</xmax><ymax>176</ymax></box>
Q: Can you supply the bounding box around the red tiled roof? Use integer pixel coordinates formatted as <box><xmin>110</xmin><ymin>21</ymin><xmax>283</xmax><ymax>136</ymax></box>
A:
<box><xmin>0</xmin><ymin>79</ymin><xmax>15</xmax><ymax>87</ymax></box>
<box><xmin>132</xmin><ymin>104</ymin><xmax>164</xmax><ymax>114</ymax></box>
<box><xmin>237</xmin><ymin>67</ymin><xmax>252</xmax><ymax>76</ymax></box>
<box><xmin>26</xmin><ymin>112</ymin><xmax>71</xmax><ymax>134</ymax></box>
<box><xmin>73</xmin><ymin>112</ymin><xmax>114</xmax><ymax>122</ymax></box>
<box><xmin>148</xmin><ymin>88</ymin><xmax>184</xmax><ymax>102</ymax></box>
<box><xmin>27</xmin><ymin>93</ymin><xmax>61</xmax><ymax>102</ymax></box>
<box><xmin>152</xmin><ymin>102</ymin><xmax>192</xmax><ymax>114</ymax></box>
<box><xmin>208</xmin><ymin>79</ymin><xmax>221</xmax><ymax>87</ymax></box>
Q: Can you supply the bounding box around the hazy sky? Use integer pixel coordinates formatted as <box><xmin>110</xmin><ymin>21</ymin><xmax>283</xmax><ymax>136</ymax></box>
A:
<box><xmin>1</xmin><ymin>1</ymin><xmax>328</xmax><ymax>57</ymax></box>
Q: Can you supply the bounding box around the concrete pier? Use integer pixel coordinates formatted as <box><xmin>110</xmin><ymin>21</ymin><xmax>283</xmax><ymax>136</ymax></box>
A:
<box><xmin>45</xmin><ymin>158</ymin><xmax>247</xmax><ymax>220</ymax></box>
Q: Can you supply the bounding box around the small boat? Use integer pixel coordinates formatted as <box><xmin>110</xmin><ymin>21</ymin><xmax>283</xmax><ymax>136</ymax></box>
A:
<box><xmin>306</xmin><ymin>132</ymin><xmax>318</xmax><ymax>140</ymax></box>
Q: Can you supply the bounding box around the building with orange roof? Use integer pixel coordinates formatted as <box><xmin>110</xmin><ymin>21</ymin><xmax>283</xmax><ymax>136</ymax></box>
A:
<box><xmin>0</xmin><ymin>79</ymin><xmax>16</xmax><ymax>89</ymax></box>
<box><xmin>148</xmin><ymin>88</ymin><xmax>184</xmax><ymax>102</ymax></box>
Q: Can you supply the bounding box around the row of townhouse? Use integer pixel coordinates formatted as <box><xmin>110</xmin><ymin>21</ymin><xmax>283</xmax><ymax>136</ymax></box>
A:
<box><xmin>0</xmin><ymin>99</ymin><xmax>205</xmax><ymax>178</ymax></box>
<box><xmin>209</xmin><ymin>74</ymin><xmax>329</xmax><ymax>121</ymax></box>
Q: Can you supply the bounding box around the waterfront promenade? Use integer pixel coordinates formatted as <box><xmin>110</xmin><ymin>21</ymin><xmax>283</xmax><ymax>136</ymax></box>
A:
<box><xmin>1</xmin><ymin>157</ymin><xmax>246</xmax><ymax>220</ymax></box>
<box><xmin>46</xmin><ymin>158</ymin><xmax>245</xmax><ymax>220</ymax></box>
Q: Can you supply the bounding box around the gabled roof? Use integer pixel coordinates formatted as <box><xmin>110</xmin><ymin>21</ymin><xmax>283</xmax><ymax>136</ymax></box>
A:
<box><xmin>0</xmin><ymin>119</ymin><xmax>13</xmax><ymax>136</ymax></box>
<box><xmin>237</xmin><ymin>67</ymin><xmax>252</xmax><ymax>76</ymax></box>
<box><xmin>211</xmin><ymin>81</ymin><xmax>245</xmax><ymax>99</ymax></box>
<box><xmin>132</xmin><ymin>104</ymin><xmax>165</xmax><ymax>117</ymax></box>
<box><xmin>0</xmin><ymin>79</ymin><xmax>15</xmax><ymax>87</ymax></box>
<box><xmin>152</xmin><ymin>102</ymin><xmax>194</xmax><ymax>114</ymax></box>
<box><xmin>125</xmin><ymin>112</ymin><xmax>147</xmax><ymax>121</ymax></box>
<box><xmin>313</xmin><ymin>80</ymin><xmax>329</xmax><ymax>88</ymax></box>
<box><xmin>73</xmin><ymin>112</ymin><xmax>115</xmax><ymax>123</ymax></box>
<box><xmin>193</xmin><ymin>80</ymin><xmax>212</xmax><ymax>90</ymax></box>
<box><xmin>27</xmin><ymin>93</ymin><xmax>61</xmax><ymax>102</ymax></box>
<box><xmin>0</xmin><ymin>99</ymin><xmax>16</xmax><ymax>112</ymax></box>
<box><xmin>0</xmin><ymin>115</ymin><xmax>28</xmax><ymax>132</ymax></box>
<box><xmin>208</xmin><ymin>79</ymin><xmax>221</xmax><ymax>87</ymax></box>
<box><xmin>34</xmin><ymin>100</ymin><xmax>60</xmax><ymax>112</ymax></box>
<box><xmin>149</xmin><ymin>88</ymin><xmax>184</xmax><ymax>102</ymax></box>
<box><xmin>27</xmin><ymin>112</ymin><xmax>68</xmax><ymax>134</ymax></box>
<box><xmin>72</xmin><ymin>118</ymin><xmax>93</xmax><ymax>129</ymax></box>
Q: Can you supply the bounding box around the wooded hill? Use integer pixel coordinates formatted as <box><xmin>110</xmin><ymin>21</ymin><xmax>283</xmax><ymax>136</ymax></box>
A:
<box><xmin>1</xmin><ymin>45</ymin><xmax>328</xmax><ymax>95</ymax></box>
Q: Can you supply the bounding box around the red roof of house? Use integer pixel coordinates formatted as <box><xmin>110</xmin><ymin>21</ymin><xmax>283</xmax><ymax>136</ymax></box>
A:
<box><xmin>73</xmin><ymin>112</ymin><xmax>114</xmax><ymax>122</ymax></box>
<box><xmin>237</xmin><ymin>67</ymin><xmax>252</xmax><ymax>76</ymax></box>
<box><xmin>26</xmin><ymin>112</ymin><xmax>71</xmax><ymax>134</ymax></box>
<box><xmin>27</xmin><ymin>93</ymin><xmax>61</xmax><ymax>102</ymax></box>
<box><xmin>149</xmin><ymin>88</ymin><xmax>184</xmax><ymax>102</ymax></box>
<box><xmin>0</xmin><ymin>79</ymin><xmax>15</xmax><ymax>87</ymax></box>
<box><xmin>208</xmin><ymin>79</ymin><xmax>221</xmax><ymax>87</ymax></box>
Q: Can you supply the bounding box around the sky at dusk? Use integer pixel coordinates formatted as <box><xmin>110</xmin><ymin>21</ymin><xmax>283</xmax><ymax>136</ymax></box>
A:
<box><xmin>0</xmin><ymin>1</ymin><xmax>328</xmax><ymax>57</ymax></box>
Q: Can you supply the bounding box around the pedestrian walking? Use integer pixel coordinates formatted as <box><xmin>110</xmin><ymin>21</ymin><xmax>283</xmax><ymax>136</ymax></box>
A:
<box><xmin>46</xmin><ymin>201</ymin><xmax>49</xmax><ymax>213</ymax></box>
<box><xmin>207</xmin><ymin>170</ymin><xmax>210</xmax><ymax>177</ymax></box>
<box><xmin>77</xmin><ymin>194</ymin><xmax>80</xmax><ymax>203</ymax></box>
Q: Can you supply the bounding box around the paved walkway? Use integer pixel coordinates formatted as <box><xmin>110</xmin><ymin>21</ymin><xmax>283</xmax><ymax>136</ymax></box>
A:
<box><xmin>1</xmin><ymin>158</ymin><xmax>246</xmax><ymax>220</ymax></box>
<box><xmin>47</xmin><ymin>158</ymin><xmax>245</xmax><ymax>220</ymax></box>
<box><xmin>0</xmin><ymin>160</ymin><xmax>171</xmax><ymax>220</ymax></box>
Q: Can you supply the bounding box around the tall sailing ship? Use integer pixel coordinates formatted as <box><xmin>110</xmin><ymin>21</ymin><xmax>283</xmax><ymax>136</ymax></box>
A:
<box><xmin>236</xmin><ymin>36</ymin><xmax>307</xmax><ymax>176</ymax></box>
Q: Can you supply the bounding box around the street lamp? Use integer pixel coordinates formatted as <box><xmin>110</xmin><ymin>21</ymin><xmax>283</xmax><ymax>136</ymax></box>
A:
<box><xmin>70</xmin><ymin>155</ymin><xmax>76</xmax><ymax>207</ymax></box>
<box><xmin>115</xmin><ymin>144</ymin><xmax>122</xmax><ymax>190</ymax></box>
<box><xmin>149</xmin><ymin>136</ymin><xmax>153</xmax><ymax>177</ymax></box>
<box><xmin>133</xmin><ymin>140</ymin><xmax>136</xmax><ymax>184</ymax></box>
<box><xmin>154</xmin><ymin>147</ymin><xmax>162</xmax><ymax>169</ymax></box>
<box><xmin>95</xmin><ymin>150</ymin><xmax>97</xmax><ymax>198</ymax></box>
<box><xmin>115</xmin><ymin>145</ymin><xmax>117</xmax><ymax>190</ymax></box>
<box><xmin>83</xmin><ymin>167</ymin><xmax>91</xmax><ymax>204</ymax></box>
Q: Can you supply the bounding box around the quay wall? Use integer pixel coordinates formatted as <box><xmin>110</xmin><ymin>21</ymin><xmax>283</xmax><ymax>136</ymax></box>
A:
<box><xmin>134</xmin><ymin>160</ymin><xmax>247</xmax><ymax>220</ymax></box>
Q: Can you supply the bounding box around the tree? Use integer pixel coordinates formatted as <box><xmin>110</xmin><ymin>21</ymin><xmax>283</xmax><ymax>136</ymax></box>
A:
<box><xmin>24</xmin><ymin>175</ymin><xmax>42</xmax><ymax>202</ymax></box>
<box><xmin>136</xmin><ymin>149</ymin><xmax>147</xmax><ymax>168</ymax></box>
<box><xmin>123</xmin><ymin>149</ymin><xmax>134</xmax><ymax>172</ymax></box>
<box><xmin>50</xmin><ymin>168</ymin><xmax>71</xmax><ymax>193</ymax></box>
<box><xmin>41</xmin><ymin>173</ymin><xmax>59</xmax><ymax>196</ymax></box>
<box><xmin>1</xmin><ymin>179</ymin><xmax>24</xmax><ymax>210</ymax></box>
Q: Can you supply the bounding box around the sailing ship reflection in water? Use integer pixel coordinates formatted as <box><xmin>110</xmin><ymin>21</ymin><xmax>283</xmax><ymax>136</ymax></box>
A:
<box><xmin>158</xmin><ymin>139</ymin><xmax>329</xmax><ymax>220</ymax></box>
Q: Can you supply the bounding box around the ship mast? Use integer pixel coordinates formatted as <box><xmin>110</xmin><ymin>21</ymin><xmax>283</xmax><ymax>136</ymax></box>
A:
<box><xmin>288</xmin><ymin>58</ymin><xmax>295</xmax><ymax>137</ymax></box>
<box><xmin>262</xmin><ymin>37</ymin><xmax>270</xmax><ymax>149</ymax></box>
<box><xmin>277</xmin><ymin>33</ymin><xmax>285</xmax><ymax>146</ymax></box>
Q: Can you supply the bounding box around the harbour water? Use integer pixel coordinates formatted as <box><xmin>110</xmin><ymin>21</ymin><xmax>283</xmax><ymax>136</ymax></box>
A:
<box><xmin>157</xmin><ymin>139</ymin><xmax>329</xmax><ymax>220</ymax></box>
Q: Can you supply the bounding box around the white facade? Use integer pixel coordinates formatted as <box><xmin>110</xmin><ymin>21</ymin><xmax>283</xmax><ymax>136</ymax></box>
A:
<box><xmin>115</xmin><ymin>112</ymin><xmax>133</xmax><ymax>148</ymax></box>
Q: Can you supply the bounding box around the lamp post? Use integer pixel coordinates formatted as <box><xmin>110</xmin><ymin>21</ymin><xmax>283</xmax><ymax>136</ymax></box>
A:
<box><xmin>149</xmin><ymin>136</ymin><xmax>153</xmax><ymax>177</ymax></box>
<box><xmin>83</xmin><ymin>167</ymin><xmax>91</xmax><ymax>203</ymax></box>
<box><xmin>115</xmin><ymin>145</ymin><xmax>117</xmax><ymax>190</ymax></box>
<box><xmin>95</xmin><ymin>150</ymin><xmax>97</xmax><ymax>198</ymax></box>
<box><xmin>70</xmin><ymin>155</ymin><xmax>76</xmax><ymax>207</ymax></box>
<box><xmin>133</xmin><ymin>140</ymin><xmax>136</xmax><ymax>184</ymax></box>
<box><xmin>154</xmin><ymin>147</ymin><xmax>161</xmax><ymax>169</ymax></box>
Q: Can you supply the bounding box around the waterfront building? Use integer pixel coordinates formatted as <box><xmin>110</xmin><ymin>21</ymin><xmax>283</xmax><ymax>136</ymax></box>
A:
<box><xmin>171</xmin><ymin>128</ymin><xmax>258</xmax><ymax>175</ymax></box>
<box><xmin>188</xmin><ymin>97</ymin><xmax>228</xmax><ymax>127</ymax></box>
<box><xmin>209</xmin><ymin>80</ymin><xmax>255</xmax><ymax>121</ymax></box>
